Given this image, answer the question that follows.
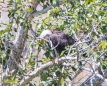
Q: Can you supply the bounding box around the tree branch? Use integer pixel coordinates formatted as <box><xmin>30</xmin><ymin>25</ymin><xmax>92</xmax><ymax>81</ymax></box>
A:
<box><xmin>17</xmin><ymin>56</ymin><xmax>77</xmax><ymax>86</ymax></box>
<box><xmin>31</xmin><ymin>0</ymin><xmax>73</xmax><ymax>17</ymax></box>
<box><xmin>3</xmin><ymin>26</ymin><xmax>28</xmax><ymax>85</ymax></box>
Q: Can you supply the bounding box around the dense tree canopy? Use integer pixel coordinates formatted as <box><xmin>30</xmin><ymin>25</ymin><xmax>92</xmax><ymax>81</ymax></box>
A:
<box><xmin>0</xmin><ymin>0</ymin><xmax>107</xmax><ymax>86</ymax></box>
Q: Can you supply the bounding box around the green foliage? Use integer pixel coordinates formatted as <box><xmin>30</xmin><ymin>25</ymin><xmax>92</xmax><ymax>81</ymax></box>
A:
<box><xmin>26</xmin><ymin>7</ymin><xmax>34</xmax><ymax>13</ymax></box>
<box><xmin>4</xmin><ymin>71</ymin><xmax>19</xmax><ymax>85</ymax></box>
<box><xmin>100</xmin><ymin>60</ymin><xmax>107</xmax><ymax>69</ymax></box>
<box><xmin>85</xmin><ymin>0</ymin><xmax>96</xmax><ymax>5</ymax></box>
<box><xmin>0</xmin><ymin>0</ymin><xmax>107</xmax><ymax>85</ymax></box>
<box><xmin>100</xmin><ymin>41</ymin><xmax>107</xmax><ymax>50</ymax></box>
<box><xmin>0</xmin><ymin>0</ymin><xmax>33</xmax><ymax>84</ymax></box>
<box><xmin>29</xmin><ymin>83</ymin><xmax>35</xmax><ymax>86</ymax></box>
<box><xmin>55</xmin><ymin>70</ymin><xmax>61</xmax><ymax>77</ymax></box>
<box><xmin>37</xmin><ymin>0</ymin><xmax>107</xmax><ymax>85</ymax></box>
<box><xmin>4</xmin><ymin>79</ymin><xmax>19</xmax><ymax>85</ymax></box>
<box><xmin>71</xmin><ymin>66</ymin><xmax>77</xmax><ymax>71</ymax></box>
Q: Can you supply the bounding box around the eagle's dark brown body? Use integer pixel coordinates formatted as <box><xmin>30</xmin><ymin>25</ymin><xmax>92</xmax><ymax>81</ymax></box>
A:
<box><xmin>48</xmin><ymin>30</ymin><xmax>75</xmax><ymax>55</ymax></box>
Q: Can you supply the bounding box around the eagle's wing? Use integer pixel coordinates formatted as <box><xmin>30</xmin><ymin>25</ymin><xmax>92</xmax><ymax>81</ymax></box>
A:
<box><xmin>50</xmin><ymin>31</ymin><xmax>75</xmax><ymax>47</ymax></box>
<box><xmin>50</xmin><ymin>30</ymin><xmax>75</xmax><ymax>54</ymax></box>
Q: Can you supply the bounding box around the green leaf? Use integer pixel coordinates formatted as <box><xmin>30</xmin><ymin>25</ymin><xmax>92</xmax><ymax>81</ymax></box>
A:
<box><xmin>45</xmin><ymin>81</ymin><xmax>52</xmax><ymax>85</ymax></box>
<box><xmin>85</xmin><ymin>0</ymin><xmax>96</xmax><ymax>4</ymax></box>
<box><xmin>60</xmin><ymin>78</ymin><xmax>64</xmax><ymax>85</ymax></box>
<box><xmin>68</xmin><ymin>12</ymin><xmax>72</xmax><ymax>16</ymax></box>
<box><xmin>8</xmin><ymin>9</ymin><xmax>13</xmax><ymax>12</ymax></box>
<box><xmin>52</xmin><ymin>66</ymin><xmax>57</xmax><ymax>72</ymax></box>
<box><xmin>56</xmin><ymin>70</ymin><xmax>61</xmax><ymax>77</ymax></box>
<box><xmin>85</xmin><ymin>0</ymin><xmax>90</xmax><ymax>5</ymax></box>
<box><xmin>40</xmin><ymin>0</ymin><xmax>44</xmax><ymax>3</ymax></box>
<box><xmin>71</xmin><ymin>66</ymin><xmax>77</xmax><ymax>71</ymax></box>
<box><xmin>52</xmin><ymin>0</ymin><xmax>57</xmax><ymax>5</ymax></box>
<box><xmin>24</xmin><ymin>23</ymin><xmax>28</xmax><ymax>27</ymax></box>
<box><xmin>98</xmin><ymin>10</ymin><xmax>105</xmax><ymax>16</ymax></box>
<box><xmin>102</xmin><ymin>64</ymin><xmax>106</xmax><ymax>69</ymax></box>
<box><xmin>0</xmin><ymin>28</ymin><xmax>10</xmax><ymax>35</ymax></box>
<box><xmin>44</xmin><ymin>51</ymin><xmax>50</xmax><ymax>57</ymax></box>
<box><xmin>41</xmin><ymin>70</ymin><xmax>49</xmax><ymax>81</ymax></box>
<box><xmin>50</xmin><ymin>0</ymin><xmax>53</xmax><ymax>3</ymax></box>
<box><xmin>18</xmin><ymin>69</ymin><xmax>22</xmax><ymax>75</ymax></box>
<box><xmin>92</xmin><ymin>0</ymin><xmax>96</xmax><ymax>2</ymax></box>
<box><xmin>17</xmin><ymin>0</ymin><xmax>20</xmax><ymax>4</ymax></box>
<box><xmin>4</xmin><ymin>79</ymin><xmax>19</xmax><ymax>85</ymax></box>
<box><xmin>26</xmin><ymin>7</ymin><xmax>34</xmax><ymax>13</ymax></box>
<box><xmin>20</xmin><ymin>22</ymin><xmax>24</xmax><ymax>26</ymax></box>
<box><xmin>43</xmin><ymin>17</ymin><xmax>50</xmax><ymax>24</ymax></box>
<box><xmin>43</xmin><ymin>58</ymin><xmax>50</xmax><ymax>63</ymax></box>
<box><xmin>100</xmin><ymin>41</ymin><xmax>107</xmax><ymax>50</ymax></box>
<box><xmin>68</xmin><ymin>75</ymin><xmax>72</xmax><ymax>80</ymax></box>
<box><xmin>29</xmin><ymin>83</ymin><xmax>35</xmax><ymax>86</ymax></box>
<box><xmin>7</xmin><ymin>49</ymin><xmax>11</xmax><ymax>54</ymax></box>
<box><xmin>8</xmin><ymin>12</ymin><xmax>14</xmax><ymax>18</ymax></box>
<box><xmin>104</xmin><ymin>6</ymin><xmax>107</xmax><ymax>10</ymax></box>
<box><xmin>60</xmin><ymin>50</ymin><xmax>66</xmax><ymax>56</ymax></box>
<box><xmin>78</xmin><ymin>61</ymin><xmax>82</xmax><ymax>66</ymax></box>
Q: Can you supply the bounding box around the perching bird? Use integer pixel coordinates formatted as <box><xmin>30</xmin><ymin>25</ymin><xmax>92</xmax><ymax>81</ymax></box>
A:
<box><xmin>40</xmin><ymin>29</ymin><xmax>75</xmax><ymax>57</ymax></box>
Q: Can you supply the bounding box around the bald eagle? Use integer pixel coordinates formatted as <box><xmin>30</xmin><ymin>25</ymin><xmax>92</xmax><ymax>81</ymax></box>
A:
<box><xmin>40</xmin><ymin>30</ymin><xmax>75</xmax><ymax>56</ymax></box>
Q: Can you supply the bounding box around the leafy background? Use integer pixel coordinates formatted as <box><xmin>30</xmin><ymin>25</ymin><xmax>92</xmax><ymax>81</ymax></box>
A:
<box><xmin>0</xmin><ymin>0</ymin><xmax>107</xmax><ymax>86</ymax></box>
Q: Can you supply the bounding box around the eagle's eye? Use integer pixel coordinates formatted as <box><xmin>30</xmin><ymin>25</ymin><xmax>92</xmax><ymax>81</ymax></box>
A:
<box><xmin>43</xmin><ymin>34</ymin><xmax>50</xmax><ymax>40</ymax></box>
<box><xmin>46</xmin><ymin>34</ymin><xmax>50</xmax><ymax>37</ymax></box>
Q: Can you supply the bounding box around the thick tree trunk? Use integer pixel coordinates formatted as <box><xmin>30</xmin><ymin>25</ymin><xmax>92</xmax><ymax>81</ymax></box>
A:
<box><xmin>3</xmin><ymin>26</ymin><xmax>28</xmax><ymax>85</ymax></box>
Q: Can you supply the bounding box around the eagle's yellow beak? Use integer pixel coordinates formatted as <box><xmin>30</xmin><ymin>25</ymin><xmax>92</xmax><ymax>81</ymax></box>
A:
<box><xmin>40</xmin><ymin>39</ymin><xmax>43</xmax><ymax>43</ymax></box>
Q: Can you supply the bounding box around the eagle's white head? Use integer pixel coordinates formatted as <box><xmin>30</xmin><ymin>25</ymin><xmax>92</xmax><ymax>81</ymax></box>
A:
<box><xmin>40</xmin><ymin>30</ymin><xmax>53</xmax><ymax>48</ymax></box>
<box><xmin>40</xmin><ymin>30</ymin><xmax>52</xmax><ymax>40</ymax></box>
